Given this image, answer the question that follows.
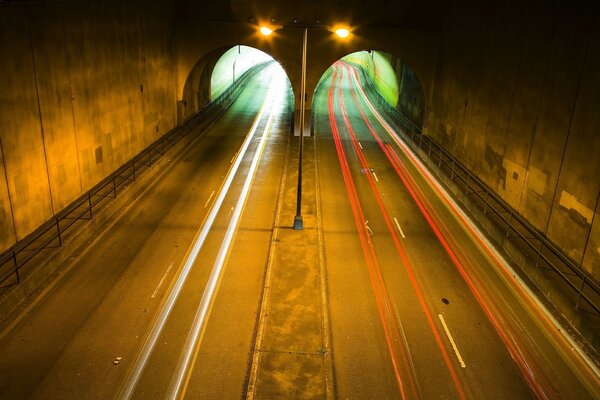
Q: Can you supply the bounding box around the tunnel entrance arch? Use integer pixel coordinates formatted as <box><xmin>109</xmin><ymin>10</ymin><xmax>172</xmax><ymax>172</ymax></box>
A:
<box><xmin>179</xmin><ymin>45</ymin><xmax>294</xmax><ymax>124</ymax></box>
<box><xmin>313</xmin><ymin>50</ymin><xmax>426</xmax><ymax>131</ymax></box>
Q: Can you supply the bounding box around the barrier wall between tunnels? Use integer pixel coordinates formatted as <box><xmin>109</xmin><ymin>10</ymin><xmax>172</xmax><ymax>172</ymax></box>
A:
<box><xmin>427</xmin><ymin>0</ymin><xmax>600</xmax><ymax>279</ymax></box>
<box><xmin>0</xmin><ymin>1</ymin><xmax>177</xmax><ymax>253</ymax></box>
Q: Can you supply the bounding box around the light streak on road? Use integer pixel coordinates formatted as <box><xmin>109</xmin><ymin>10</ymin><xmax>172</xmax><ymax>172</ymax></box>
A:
<box><xmin>344</xmin><ymin>62</ymin><xmax>556</xmax><ymax>399</ymax></box>
<box><xmin>334</xmin><ymin>66</ymin><xmax>467</xmax><ymax>400</ymax></box>
<box><xmin>438</xmin><ymin>314</ymin><xmax>466</xmax><ymax>368</ymax></box>
<box><xmin>328</xmin><ymin>68</ymin><xmax>419</xmax><ymax>400</ymax></box>
<box><xmin>117</xmin><ymin>69</ymin><xmax>281</xmax><ymax>400</ymax></box>
<box><xmin>166</xmin><ymin>77</ymin><xmax>280</xmax><ymax>400</ymax></box>
<box><xmin>347</xmin><ymin>66</ymin><xmax>600</xmax><ymax>395</ymax></box>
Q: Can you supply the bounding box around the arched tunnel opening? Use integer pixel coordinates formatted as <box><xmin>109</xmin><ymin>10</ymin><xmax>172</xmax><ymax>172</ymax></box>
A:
<box><xmin>180</xmin><ymin>45</ymin><xmax>294</xmax><ymax>125</ymax></box>
<box><xmin>313</xmin><ymin>50</ymin><xmax>426</xmax><ymax>133</ymax></box>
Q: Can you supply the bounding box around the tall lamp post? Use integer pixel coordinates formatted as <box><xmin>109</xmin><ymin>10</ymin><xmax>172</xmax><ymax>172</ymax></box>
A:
<box><xmin>293</xmin><ymin>27</ymin><xmax>308</xmax><ymax>230</ymax></box>
<box><xmin>259</xmin><ymin>24</ymin><xmax>350</xmax><ymax>230</ymax></box>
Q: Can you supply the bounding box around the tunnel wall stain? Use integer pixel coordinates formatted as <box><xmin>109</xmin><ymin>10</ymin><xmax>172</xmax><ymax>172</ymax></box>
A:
<box><xmin>427</xmin><ymin>0</ymin><xmax>600</xmax><ymax>278</ymax></box>
<box><xmin>0</xmin><ymin>0</ymin><xmax>177</xmax><ymax>253</ymax></box>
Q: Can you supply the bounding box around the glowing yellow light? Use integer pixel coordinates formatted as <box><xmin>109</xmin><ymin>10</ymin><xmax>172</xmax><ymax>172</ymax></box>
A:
<box><xmin>335</xmin><ymin>28</ymin><xmax>350</xmax><ymax>38</ymax></box>
<box><xmin>259</xmin><ymin>26</ymin><xmax>273</xmax><ymax>36</ymax></box>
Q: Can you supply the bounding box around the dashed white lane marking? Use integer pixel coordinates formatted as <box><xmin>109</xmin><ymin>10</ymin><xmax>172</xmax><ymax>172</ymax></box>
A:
<box><xmin>438</xmin><ymin>314</ymin><xmax>466</xmax><ymax>368</ymax></box>
<box><xmin>230</xmin><ymin>152</ymin><xmax>238</xmax><ymax>163</ymax></box>
<box><xmin>151</xmin><ymin>261</ymin><xmax>175</xmax><ymax>299</ymax></box>
<box><xmin>228</xmin><ymin>206</ymin><xmax>234</xmax><ymax>216</ymax></box>
<box><xmin>358</xmin><ymin>141</ymin><xmax>363</xmax><ymax>149</ymax></box>
<box><xmin>372</xmin><ymin>171</ymin><xmax>379</xmax><ymax>182</ymax></box>
<box><xmin>393</xmin><ymin>217</ymin><xmax>406</xmax><ymax>239</ymax></box>
<box><xmin>203</xmin><ymin>190</ymin><xmax>215</xmax><ymax>208</ymax></box>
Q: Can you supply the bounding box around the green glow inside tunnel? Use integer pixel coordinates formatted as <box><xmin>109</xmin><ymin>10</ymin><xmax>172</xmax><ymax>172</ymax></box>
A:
<box><xmin>341</xmin><ymin>51</ymin><xmax>399</xmax><ymax>107</ymax></box>
<box><xmin>211</xmin><ymin>45</ymin><xmax>274</xmax><ymax>100</ymax></box>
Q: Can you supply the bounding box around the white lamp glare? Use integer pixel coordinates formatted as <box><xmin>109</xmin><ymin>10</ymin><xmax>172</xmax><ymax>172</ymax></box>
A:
<box><xmin>335</xmin><ymin>28</ymin><xmax>350</xmax><ymax>38</ymax></box>
<box><xmin>260</xmin><ymin>26</ymin><xmax>273</xmax><ymax>36</ymax></box>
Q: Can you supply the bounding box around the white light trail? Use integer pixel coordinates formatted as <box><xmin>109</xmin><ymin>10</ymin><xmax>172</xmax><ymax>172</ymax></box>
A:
<box><xmin>117</xmin><ymin>69</ymin><xmax>280</xmax><ymax>400</ymax></box>
<box><xmin>166</xmin><ymin>82</ymin><xmax>279</xmax><ymax>400</ymax></box>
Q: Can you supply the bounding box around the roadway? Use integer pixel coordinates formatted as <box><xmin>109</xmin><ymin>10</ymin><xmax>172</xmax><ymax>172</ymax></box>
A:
<box><xmin>0</xmin><ymin>59</ymin><xmax>598</xmax><ymax>400</ymax></box>
<box><xmin>0</xmin><ymin>64</ymin><xmax>292</xmax><ymax>399</ymax></box>
<box><xmin>313</xmin><ymin>62</ymin><xmax>599</xmax><ymax>400</ymax></box>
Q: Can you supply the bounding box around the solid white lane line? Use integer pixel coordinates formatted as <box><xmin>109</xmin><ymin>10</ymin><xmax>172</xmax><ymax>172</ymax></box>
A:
<box><xmin>166</xmin><ymin>84</ymin><xmax>279</xmax><ymax>400</ymax></box>
<box><xmin>358</xmin><ymin>141</ymin><xmax>363</xmax><ymax>149</ymax></box>
<box><xmin>151</xmin><ymin>261</ymin><xmax>175</xmax><ymax>299</ymax></box>
<box><xmin>203</xmin><ymin>190</ymin><xmax>215</xmax><ymax>208</ymax></box>
<box><xmin>372</xmin><ymin>171</ymin><xmax>379</xmax><ymax>182</ymax></box>
<box><xmin>394</xmin><ymin>217</ymin><xmax>406</xmax><ymax>239</ymax></box>
<box><xmin>117</xmin><ymin>74</ymin><xmax>277</xmax><ymax>400</ymax></box>
<box><xmin>438</xmin><ymin>314</ymin><xmax>466</xmax><ymax>368</ymax></box>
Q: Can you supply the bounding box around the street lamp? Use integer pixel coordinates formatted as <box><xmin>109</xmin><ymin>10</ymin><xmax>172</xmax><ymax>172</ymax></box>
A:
<box><xmin>259</xmin><ymin>23</ymin><xmax>350</xmax><ymax>230</ymax></box>
<box><xmin>259</xmin><ymin>26</ymin><xmax>273</xmax><ymax>36</ymax></box>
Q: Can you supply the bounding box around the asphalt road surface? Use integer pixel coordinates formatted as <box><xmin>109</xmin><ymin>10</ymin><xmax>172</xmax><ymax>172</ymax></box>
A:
<box><xmin>0</xmin><ymin>64</ymin><xmax>292</xmax><ymax>400</ymax></box>
<box><xmin>314</xmin><ymin>62</ymin><xmax>599</xmax><ymax>400</ymax></box>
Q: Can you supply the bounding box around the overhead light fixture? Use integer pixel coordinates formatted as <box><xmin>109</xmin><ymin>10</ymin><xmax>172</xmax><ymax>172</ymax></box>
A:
<box><xmin>335</xmin><ymin>28</ymin><xmax>350</xmax><ymax>38</ymax></box>
<box><xmin>259</xmin><ymin>26</ymin><xmax>273</xmax><ymax>36</ymax></box>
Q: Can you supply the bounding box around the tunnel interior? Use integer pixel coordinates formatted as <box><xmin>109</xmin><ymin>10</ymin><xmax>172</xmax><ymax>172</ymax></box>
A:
<box><xmin>181</xmin><ymin>44</ymin><xmax>293</xmax><ymax>123</ymax></box>
<box><xmin>314</xmin><ymin>50</ymin><xmax>425</xmax><ymax>129</ymax></box>
<box><xmin>210</xmin><ymin>45</ymin><xmax>273</xmax><ymax>100</ymax></box>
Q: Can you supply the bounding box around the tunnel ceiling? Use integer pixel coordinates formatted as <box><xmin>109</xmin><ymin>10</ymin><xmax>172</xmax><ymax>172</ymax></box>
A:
<box><xmin>176</xmin><ymin>0</ymin><xmax>448</xmax><ymax>29</ymax></box>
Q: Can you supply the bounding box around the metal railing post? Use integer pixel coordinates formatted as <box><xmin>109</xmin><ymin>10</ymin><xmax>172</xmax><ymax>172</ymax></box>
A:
<box><xmin>88</xmin><ymin>193</ymin><xmax>93</xmax><ymax>219</ymax></box>
<box><xmin>13</xmin><ymin>251</ymin><xmax>19</xmax><ymax>284</ymax></box>
<box><xmin>56</xmin><ymin>218</ymin><xmax>62</xmax><ymax>246</ymax></box>
<box><xmin>575</xmin><ymin>275</ymin><xmax>586</xmax><ymax>309</ymax></box>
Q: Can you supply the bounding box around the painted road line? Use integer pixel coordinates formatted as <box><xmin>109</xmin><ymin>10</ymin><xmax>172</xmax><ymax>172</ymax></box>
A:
<box><xmin>372</xmin><ymin>171</ymin><xmax>379</xmax><ymax>182</ymax></box>
<box><xmin>230</xmin><ymin>152</ymin><xmax>238</xmax><ymax>163</ymax></box>
<box><xmin>203</xmin><ymin>190</ymin><xmax>215</xmax><ymax>208</ymax></box>
<box><xmin>151</xmin><ymin>261</ymin><xmax>175</xmax><ymax>299</ymax></box>
<box><xmin>358</xmin><ymin>141</ymin><xmax>363</xmax><ymax>149</ymax></box>
<box><xmin>438</xmin><ymin>314</ymin><xmax>466</xmax><ymax>368</ymax></box>
<box><xmin>117</xmin><ymin>68</ymin><xmax>278</xmax><ymax>400</ymax></box>
<box><xmin>393</xmin><ymin>217</ymin><xmax>406</xmax><ymax>239</ymax></box>
<box><xmin>166</xmin><ymin>77</ymin><xmax>280</xmax><ymax>400</ymax></box>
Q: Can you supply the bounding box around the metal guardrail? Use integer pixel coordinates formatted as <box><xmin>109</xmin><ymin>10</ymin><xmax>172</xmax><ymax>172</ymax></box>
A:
<box><xmin>0</xmin><ymin>62</ymin><xmax>272</xmax><ymax>286</ymax></box>
<box><xmin>352</xmin><ymin>64</ymin><xmax>600</xmax><ymax>316</ymax></box>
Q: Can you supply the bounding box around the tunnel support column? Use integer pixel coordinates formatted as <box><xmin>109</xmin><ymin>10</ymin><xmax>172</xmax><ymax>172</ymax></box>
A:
<box><xmin>293</xmin><ymin>28</ymin><xmax>308</xmax><ymax>230</ymax></box>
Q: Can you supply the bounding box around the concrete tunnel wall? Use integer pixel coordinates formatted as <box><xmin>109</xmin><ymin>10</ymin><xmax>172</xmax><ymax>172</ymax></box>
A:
<box><xmin>0</xmin><ymin>0</ymin><xmax>177</xmax><ymax>252</ymax></box>
<box><xmin>1</xmin><ymin>0</ymin><xmax>599</xmax><ymax>283</ymax></box>
<box><xmin>426</xmin><ymin>0</ymin><xmax>600</xmax><ymax>277</ymax></box>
